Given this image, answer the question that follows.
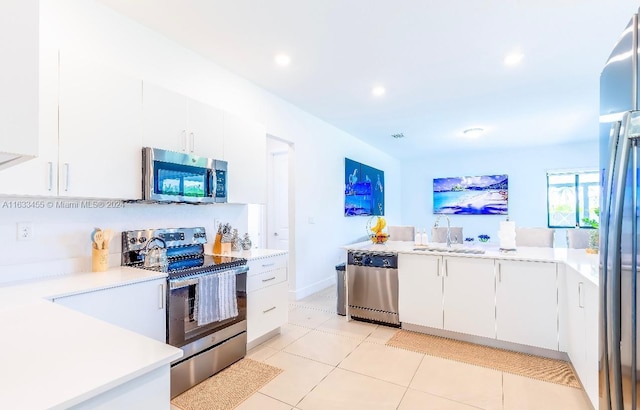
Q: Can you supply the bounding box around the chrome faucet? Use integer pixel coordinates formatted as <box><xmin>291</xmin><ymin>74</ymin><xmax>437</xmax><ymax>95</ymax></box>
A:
<box><xmin>433</xmin><ymin>215</ymin><xmax>452</xmax><ymax>247</ymax></box>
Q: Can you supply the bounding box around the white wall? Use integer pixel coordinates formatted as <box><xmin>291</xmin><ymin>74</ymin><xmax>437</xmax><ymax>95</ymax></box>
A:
<box><xmin>0</xmin><ymin>1</ymin><xmax>402</xmax><ymax>295</ymax></box>
<box><xmin>400</xmin><ymin>140</ymin><xmax>598</xmax><ymax>247</ymax></box>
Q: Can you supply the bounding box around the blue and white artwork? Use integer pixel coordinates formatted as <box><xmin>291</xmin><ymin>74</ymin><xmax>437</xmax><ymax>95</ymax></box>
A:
<box><xmin>345</xmin><ymin>158</ymin><xmax>384</xmax><ymax>216</ymax></box>
<box><xmin>433</xmin><ymin>174</ymin><xmax>508</xmax><ymax>215</ymax></box>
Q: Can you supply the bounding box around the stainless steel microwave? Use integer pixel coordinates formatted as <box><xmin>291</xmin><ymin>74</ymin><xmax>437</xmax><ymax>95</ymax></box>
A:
<box><xmin>142</xmin><ymin>147</ymin><xmax>227</xmax><ymax>204</ymax></box>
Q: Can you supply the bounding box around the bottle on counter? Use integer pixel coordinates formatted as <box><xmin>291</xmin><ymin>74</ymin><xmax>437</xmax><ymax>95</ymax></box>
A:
<box><xmin>414</xmin><ymin>228</ymin><xmax>422</xmax><ymax>245</ymax></box>
<box><xmin>421</xmin><ymin>228</ymin><xmax>429</xmax><ymax>245</ymax></box>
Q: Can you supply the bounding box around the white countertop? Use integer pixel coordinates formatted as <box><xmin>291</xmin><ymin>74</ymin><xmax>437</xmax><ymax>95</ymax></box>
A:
<box><xmin>206</xmin><ymin>248</ymin><xmax>288</xmax><ymax>260</ymax></box>
<box><xmin>0</xmin><ymin>267</ymin><xmax>183</xmax><ymax>409</ymax></box>
<box><xmin>343</xmin><ymin>241</ymin><xmax>599</xmax><ymax>286</ymax></box>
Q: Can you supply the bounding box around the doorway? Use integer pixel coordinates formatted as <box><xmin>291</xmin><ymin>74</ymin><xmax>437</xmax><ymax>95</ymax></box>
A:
<box><xmin>266</xmin><ymin>137</ymin><xmax>291</xmax><ymax>251</ymax></box>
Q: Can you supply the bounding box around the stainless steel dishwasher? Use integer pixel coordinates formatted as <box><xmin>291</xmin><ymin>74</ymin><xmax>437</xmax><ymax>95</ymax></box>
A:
<box><xmin>347</xmin><ymin>251</ymin><xmax>399</xmax><ymax>326</ymax></box>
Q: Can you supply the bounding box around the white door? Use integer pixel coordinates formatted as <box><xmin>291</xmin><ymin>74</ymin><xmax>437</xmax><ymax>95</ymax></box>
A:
<box><xmin>268</xmin><ymin>150</ymin><xmax>289</xmax><ymax>250</ymax></box>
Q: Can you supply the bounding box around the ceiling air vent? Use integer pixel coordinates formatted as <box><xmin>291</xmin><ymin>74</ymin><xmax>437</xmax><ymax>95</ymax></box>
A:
<box><xmin>391</xmin><ymin>133</ymin><xmax>405</xmax><ymax>139</ymax></box>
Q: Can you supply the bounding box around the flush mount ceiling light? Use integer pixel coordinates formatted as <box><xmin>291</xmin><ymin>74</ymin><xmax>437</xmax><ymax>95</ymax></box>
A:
<box><xmin>371</xmin><ymin>85</ymin><xmax>386</xmax><ymax>97</ymax></box>
<box><xmin>462</xmin><ymin>127</ymin><xmax>485</xmax><ymax>138</ymax></box>
<box><xmin>274</xmin><ymin>53</ymin><xmax>291</xmax><ymax>67</ymax></box>
<box><xmin>504</xmin><ymin>51</ymin><xmax>524</xmax><ymax>67</ymax></box>
<box><xmin>391</xmin><ymin>133</ymin><xmax>405</xmax><ymax>139</ymax></box>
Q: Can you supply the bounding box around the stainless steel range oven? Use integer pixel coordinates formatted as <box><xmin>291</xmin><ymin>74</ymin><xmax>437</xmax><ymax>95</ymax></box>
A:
<box><xmin>122</xmin><ymin>227</ymin><xmax>248</xmax><ymax>398</ymax></box>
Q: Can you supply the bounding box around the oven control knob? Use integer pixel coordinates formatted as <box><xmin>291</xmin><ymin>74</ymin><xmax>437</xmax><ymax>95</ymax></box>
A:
<box><xmin>139</xmin><ymin>237</ymin><xmax>147</xmax><ymax>244</ymax></box>
<box><xmin>129</xmin><ymin>238</ymin><xmax>137</xmax><ymax>245</ymax></box>
<box><xmin>382</xmin><ymin>259</ymin><xmax>390</xmax><ymax>267</ymax></box>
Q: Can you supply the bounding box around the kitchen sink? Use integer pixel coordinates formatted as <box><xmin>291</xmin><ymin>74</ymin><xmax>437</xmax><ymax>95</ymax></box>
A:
<box><xmin>412</xmin><ymin>245</ymin><xmax>486</xmax><ymax>254</ymax></box>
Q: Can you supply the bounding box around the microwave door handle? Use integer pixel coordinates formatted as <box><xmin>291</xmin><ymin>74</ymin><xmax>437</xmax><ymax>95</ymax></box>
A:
<box><xmin>209</xmin><ymin>170</ymin><xmax>215</xmax><ymax>198</ymax></box>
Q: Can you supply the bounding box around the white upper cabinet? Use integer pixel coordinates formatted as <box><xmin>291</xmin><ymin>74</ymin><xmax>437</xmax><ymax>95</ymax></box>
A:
<box><xmin>142</xmin><ymin>82</ymin><xmax>223</xmax><ymax>160</ymax></box>
<box><xmin>0</xmin><ymin>31</ymin><xmax>58</xmax><ymax>196</ymax></box>
<box><xmin>0</xmin><ymin>0</ymin><xmax>39</xmax><ymax>170</ymax></box>
<box><xmin>223</xmin><ymin>112</ymin><xmax>267</xmax><ymax>204</ymax></box>
<box><xmin>58</xmin><ymin>52</ymin><xmax>142</xmax><ymax>199</ymax></box>
<box><xmin>496</xmin><ymin>260</ymin><xmax>558</xmax><ymax>350</ymax></box>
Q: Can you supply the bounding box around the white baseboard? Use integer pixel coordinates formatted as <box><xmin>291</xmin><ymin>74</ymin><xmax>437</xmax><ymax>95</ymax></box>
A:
<box><xmin>291</xmin><ymin>276</ymin><xmax>335</xmax><ymax>300</ymax></box>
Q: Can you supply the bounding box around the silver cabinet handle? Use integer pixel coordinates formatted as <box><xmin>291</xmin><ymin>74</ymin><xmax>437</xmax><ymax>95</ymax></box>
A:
<box><xmin>498</xmin><ymin>263</ymin><xmax>502</xmax><ymax>283</ymax></box>
<box><xmin>181</xmin><ymin>130</ymin><xmax>187</xmax><ymax>151</ymax></box>
<box><xmin>262</xmin><ymin>262</ymin><xmax>276</xmax><ymax>268</ymax></box>
<box><xmin>158</xmin><ymin>283</ymin><xmax>165</xmax><ymax>310</ymax></box>
<box><xmin>64</xmin><ymin>163</ymin><xmax>70</xmax><ymax>191</ymax></box>
<box><xmin>444</xmin><ymin>259</ymin><xmax>448</xmax><ymax>277</ymax></box>
<box><xmin>47</xmin><ymin>162</ymin><xmax>53</xmax><ymax>191</ymax></box>
<box><xmin>262</xmin><ymin>276</ymin><xmax>276</xmax><ymax>282</ymax></box>
<box><xmin>189</xmin><ymin>132</ymin><xmax>195</xmax><ymax>153</ymax></box>
<box><xmin>263</xmin><ymin>306</ymin><xmax>276</xmax><ymax>313</ymax></box>
<box><xmin>436</xmin><ymin>258</ymin><xmax>440</xmax><ymax>277</ymax></box>
<box><xmin>578</xmin><ymin>282</ymin><xmax>584</xmax><ymax>309</ymax></box>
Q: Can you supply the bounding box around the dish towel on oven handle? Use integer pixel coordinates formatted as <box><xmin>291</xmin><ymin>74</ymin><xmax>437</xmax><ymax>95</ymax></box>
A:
<box><xmin>195</xmin><ymin>273</ymin><xmax>220</xmax><ymax>326</ymax></box>
<box><xmin>218</xmin><ymin>269</ymin><xmax>238</xmax><ymax>320</ymax></box>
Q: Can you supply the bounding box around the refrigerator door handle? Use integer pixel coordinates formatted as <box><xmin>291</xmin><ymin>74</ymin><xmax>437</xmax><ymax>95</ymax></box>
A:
<box><xmin>607</xmin><ymin>111</ymin><xmax>636</xmax><ymax>408</ymax></box>
<box><xmin>632</xmin><ymin>139</ymin><xmax>638</xmax><ymax>408</ymax></box>
<box><xmin>602</xmin><ymin>120</ymin><xmax>621</xmax><ymax>410</ymax></box>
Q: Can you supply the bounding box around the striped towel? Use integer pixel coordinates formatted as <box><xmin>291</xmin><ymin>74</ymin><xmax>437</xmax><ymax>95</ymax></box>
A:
<box><xmin>218</xmin><ymin>270</ymin><xmax>238</xmax><ymax>321</ymax></box>
<box><xmin>195</xmin><ymin>274</ymin><xmax>220</xmax><ymax>325</ymax></box>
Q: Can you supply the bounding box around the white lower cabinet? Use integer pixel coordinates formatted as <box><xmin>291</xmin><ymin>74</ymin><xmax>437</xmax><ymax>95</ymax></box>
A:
<box><xmin>246</xmin><ymin>254</ymin><xmax>288</xmax><ymax>346</ymax></box>
<box><xmin>495</xmin><ymin>260</ymin><xmax>558</xmax><ymax>350</ymax></box>
<box><xmin>398</xmin><ymin>253</ymin><xmax>443</xmax><ymax>328</ymax></box>
<box><xmin>442</xmin><ymin>256</ymin><xmax>495</xmax><ymax>338</ymax></box>
<box><xmin>53</xmin><ymin>278</ymin><xmax>166</xmax><ymax>342</ymax></box>
<box><xmin>398</xmin><ymin>254</ymin><xmax>495</xmax><ymax>338</ymax></box>
<box><xmin>565</xmin><ymin>266</ymin><xmax>598</xmax><ymax>407</ymax></box>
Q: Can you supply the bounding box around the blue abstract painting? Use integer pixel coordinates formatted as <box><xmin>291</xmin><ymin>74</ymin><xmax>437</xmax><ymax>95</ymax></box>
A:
<box><xmin>433</xmin><ymin>174</ymin><xmax>508</xmax><ymax>215</ymax></box>
<box><xmin>345</xmin><ymin>158</ymin><xmax>384</xmax><ymax>216</ymax></box>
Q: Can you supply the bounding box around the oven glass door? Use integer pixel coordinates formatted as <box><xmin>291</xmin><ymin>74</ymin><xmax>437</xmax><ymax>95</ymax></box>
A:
<box><xmin>168</xmin><ymin>270</ymin><xmax>247</xmax><ymax>348</ymax></box>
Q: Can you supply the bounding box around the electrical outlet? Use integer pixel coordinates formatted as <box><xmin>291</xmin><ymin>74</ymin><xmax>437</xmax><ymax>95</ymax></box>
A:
<box><xmin>17</xmin><ymin>222</ymin><xmax>34</xmax><ymax>241</ymax></box>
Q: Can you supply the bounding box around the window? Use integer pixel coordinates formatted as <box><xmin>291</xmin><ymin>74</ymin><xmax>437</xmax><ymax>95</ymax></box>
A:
<box><xmin>547</xmin><ymin>170</ymin><xmax>600</xmax><ymax>228</ymax></box>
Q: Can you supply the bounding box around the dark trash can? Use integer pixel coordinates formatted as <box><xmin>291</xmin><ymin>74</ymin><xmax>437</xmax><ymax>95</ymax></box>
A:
<box><xmin>336</xmin><ymin>263</ymin><xmax>346</xmax><ymax>316</ymax></box>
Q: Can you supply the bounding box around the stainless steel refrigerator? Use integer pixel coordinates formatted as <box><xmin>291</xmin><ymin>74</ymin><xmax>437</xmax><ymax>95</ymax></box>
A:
<box><xmin>600</xmin><ymin>10</ymin><xmax>640</xmax><ymax>409</ymax></box>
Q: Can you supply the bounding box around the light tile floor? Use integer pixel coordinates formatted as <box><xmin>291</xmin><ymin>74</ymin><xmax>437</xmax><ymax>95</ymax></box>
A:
<box><xmin>177</xmin><ymin>285</ymin><xmax>594</xmax><ymax>410</ymax></box>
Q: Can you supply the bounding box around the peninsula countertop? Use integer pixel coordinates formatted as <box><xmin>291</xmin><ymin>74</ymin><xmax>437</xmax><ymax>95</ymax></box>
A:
<box><xmin>343</xmin><ymin>241</ymin><xmax>599</xmax><ymax>286</ymax></box>
<box><xmin>0</xmin><ymin>267</ymin><xmax>183</xmax><ymax>409</ymax></box>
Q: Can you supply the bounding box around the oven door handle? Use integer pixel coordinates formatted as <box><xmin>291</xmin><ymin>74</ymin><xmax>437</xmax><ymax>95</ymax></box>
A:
<box><xmin>168</xmin><ymin>267</ymin><xmax>248</xmax><ymax>290</ymax></box>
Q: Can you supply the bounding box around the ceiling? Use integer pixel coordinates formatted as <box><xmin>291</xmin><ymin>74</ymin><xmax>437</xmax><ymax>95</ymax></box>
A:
<box><xmin>96</xmin><ymin>0</ymin><xmax>638</xmax><ymax>159</ymax></box>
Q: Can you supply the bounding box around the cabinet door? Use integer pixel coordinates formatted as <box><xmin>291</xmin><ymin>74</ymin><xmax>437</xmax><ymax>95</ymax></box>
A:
<box><xmin>54</xmin><ymin>279</ymin><xmax>167</xmax><ymax>342</ymax></box>
<box><xmin>186</xmin><ymin>98</ymin><xmax>224</xmax><ymax>159</ymax></box>
<box><xmin>222</xmin><ymin>112</ymin><xmax>267</xmax><ymax>204</ymax></box>
<box><xmin>582</xmin><ymin>279</ymin><xmax>598</xmax><ymax>407</ymax></box>
<box><xmin>565</xmin><ymin>268</ymin><xmax>586</xmax><ymax>376</ymax></box>
<box><xmin>247</xmin><ymin>281</ymin><xmax>288</xmax><ymax>344</ymax></box>
<box><xmin>398</xmin><ymin>253</ymin><xmax>443</xmax><ymax>328</ymax></box>
<box><xmin>58</xmin><ymin>53</ymin><xmax>143</xmax><ymax>199</ymax></box>
<box><xmin>496</xmin><ymin>260</ymin><xmax>558</xmax><ymax>350</ymax></box>
<box><xmin>0</xmin><ymin>41</ymin><xmax>59</xmax><ymax>195</ymax></box>
<box><xmin>443</xmin><ymin>256</ymin><xmax>495</xmax><ymax>338</ymax></box>
<box><xmin>142</xmin><ymin>81</ymin><xmax>188</xmax><ymax>153</ymax></box>
<box><xmin>0</xmin><ymin>0</ymin><xmax>38</xmax><ymax>166</ymax></box>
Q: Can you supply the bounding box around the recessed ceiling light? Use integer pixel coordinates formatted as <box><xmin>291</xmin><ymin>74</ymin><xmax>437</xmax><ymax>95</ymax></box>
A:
<box><xmin>391</xmin><ymin>133</ymin><xmax>405</xmax><ymax>139</ymax></box>
<box><xmin>462</xmin><ymin>127</ymin><xmax>485</xmax><ymax>138</ymax></box>
<box><xmin>504</xmin><ymin>51</ymin><xmax>524</xmax><ymax>67</ymax></box>
<box><xmin>371</xmin><ymin>85</ymin><xmax>386</xmax><ymax>97</ymax></box>
<box><xmin>274</xmin><ymin>53</ymin><xmax>291</xmax><ymax>67</ymax></box>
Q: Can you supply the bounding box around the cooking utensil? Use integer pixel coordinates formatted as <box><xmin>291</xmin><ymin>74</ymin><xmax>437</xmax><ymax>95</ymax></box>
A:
<box><xmin>102</xmin><ymin>228</ymin><xmax>113</xmax><ymax>249</ymax></box>
<box><xmin>93</xmin><ymin>230</ymin><xmax>104</xmax><ymax>250</ymax></box>
<box><xmin>91</xmin><ymin>228</ymin><xmax>102</xmax><ymax>249</ymax></box>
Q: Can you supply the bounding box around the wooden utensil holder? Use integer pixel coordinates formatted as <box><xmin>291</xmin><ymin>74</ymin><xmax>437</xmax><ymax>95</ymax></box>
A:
<box><xmin>92</xmin><ymin>248</ymin><xmax>109</xmax><ymax>272</ymax></box>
